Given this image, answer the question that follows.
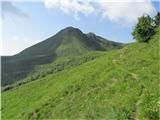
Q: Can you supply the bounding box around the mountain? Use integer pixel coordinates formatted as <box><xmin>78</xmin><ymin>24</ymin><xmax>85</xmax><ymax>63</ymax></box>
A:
<box><xmin>1</xmin><ymin>27</ymin><xmax>123</xmax><ymax>87</ymax></box>
<box><xmin>2</xmin><ymin>28</ymin><xmax>159</xmax><ymax>120</ymax></box>
<box><xmin>15</xmin><ymin>27</ymin><xmax>122</xmax><ymax>57</ymax></box>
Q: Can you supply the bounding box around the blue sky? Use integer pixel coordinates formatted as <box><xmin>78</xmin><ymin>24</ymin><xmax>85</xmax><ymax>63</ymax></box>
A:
<box><xmin>1</xmin><ymin>0</ymin><xmax>160</xmax><ymax>55</ymax></box>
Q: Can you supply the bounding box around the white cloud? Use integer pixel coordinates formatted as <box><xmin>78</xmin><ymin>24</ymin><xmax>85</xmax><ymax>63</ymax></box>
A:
<box><xmin>44</xmin><ymin>0</ymin><xmax>95</xmax><ymax>20</ymax></box>
<box><xmin>44</xmin><ymin>0</ymin><xmax>156</xmax><ymax>24</ymax></box>
<box><xmin>1</xmin><ymin>1</ymin><xmax>29</xmax><ymax>19</ymax></box>
<box><xmin>97</xmin><ymin>0</ymin><xmax>156</xmax><ymax>24</ymax></box>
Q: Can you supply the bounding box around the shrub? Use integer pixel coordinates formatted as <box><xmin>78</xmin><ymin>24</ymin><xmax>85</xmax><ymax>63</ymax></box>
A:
<box><xmin>154</xmin><ymin>12</ymin><xmax>160</xmax><ymax>27</ymax></box>
<box><xmin>31</xmin><ymin>73</ymin><xmax>40</xmax><ymax>81</ymax></box>
<box><xmin>132</xmin><ymin>14</ymin><xmax>155</xmax><ymax>42</ymax></box>
<box><xmin>41</xmin><ymin>72</ymin><xmax>46</xmax><ymax>78</ymax></box>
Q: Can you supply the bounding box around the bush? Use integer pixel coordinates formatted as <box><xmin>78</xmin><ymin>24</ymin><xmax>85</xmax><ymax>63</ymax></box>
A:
<box><xmin>30</xmin><ymin>73</ymin><xmax>40</xmax><ymax>81</ymax></box>
<box><xmin>132</xmin><ymin>14</ymin><xmax>155</xmax><ymax>42</ymax></box>
<box><xmin>154</xmin><ymin>12</ymin><xmax>160</xmax><ymax>27</ymax></box>
<box><xmin>41</xmin><ymin>72</ymin><xmax>46</xmax><ymax>78</ymax></box>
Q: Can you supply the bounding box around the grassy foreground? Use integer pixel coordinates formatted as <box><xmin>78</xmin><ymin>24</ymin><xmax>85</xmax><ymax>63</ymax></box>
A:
<box><xmin>2</xmin><ymin>29</ymin><xmax>160</xmax><ymax>119</ymax></box>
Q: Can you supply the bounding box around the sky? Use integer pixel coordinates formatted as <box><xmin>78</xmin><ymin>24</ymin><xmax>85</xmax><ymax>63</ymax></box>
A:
<box><xmin>1</xmin><ymin>0</ymin><xmax>160</xmax><ymax>56</ymax></box>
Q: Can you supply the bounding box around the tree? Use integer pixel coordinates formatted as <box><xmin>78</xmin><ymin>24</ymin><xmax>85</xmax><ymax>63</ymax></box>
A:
<box><xmin>154</xmin><ymin>12</ymin><xmax>160</xmax><ymax>27</ymax></box>
<box><xmin>132</xmin><ymin>14</ymin><xmax>155</xmax><ymax>42</ymax></box>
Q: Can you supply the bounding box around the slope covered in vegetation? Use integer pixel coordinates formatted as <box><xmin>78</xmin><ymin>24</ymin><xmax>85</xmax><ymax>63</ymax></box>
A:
<box><xmin>2</xmin><ymin>51</ymin><xmax>106</xmax><ymax>91</ymax></box>
<box><xmin>2</xmin><ymin>28</ymin><xmax>159</xmax><ymax>119</ymax></box>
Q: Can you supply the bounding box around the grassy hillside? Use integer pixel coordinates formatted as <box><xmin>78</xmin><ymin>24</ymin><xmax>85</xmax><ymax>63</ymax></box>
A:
<box><xmin>2</xmin><ymin>51</ymin><xmax>106</xmax><ymax>91</ymax></box>
<box><xmin>2</xmin><ymin>27</ymin><xmax>123</xmax><ymax>87</ymax></box>
<box><xmin>2</xmin><ymin>29</ymin><xmax>159</xmax><ymax>120</ymax></box>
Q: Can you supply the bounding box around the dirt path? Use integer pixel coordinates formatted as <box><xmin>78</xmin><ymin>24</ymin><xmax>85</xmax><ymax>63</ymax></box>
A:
<box><xmin>112</xmin><ymin>59</ymin><xmax>138</xmax><ymax>80</ymax></box>
<box><xmin>112</xmin><ymin>59</ymin><xmax>143</xmax><ymax>120</ymax></box>
<box><xmin>129</xmin><ymin>86</ymin><xmax>144</xmax><ymax>120</ymax></box>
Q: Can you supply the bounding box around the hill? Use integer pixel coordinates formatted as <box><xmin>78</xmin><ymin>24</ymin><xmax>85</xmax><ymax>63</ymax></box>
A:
<box><xmin>1</xmin><ymin>27</ymin><xmax>123</xmax><ymax>87</ymax></box>
<box><xmin>2</xmin><ymin>28</ymin><xmax>159</xmax><ymax>119</ymax></box>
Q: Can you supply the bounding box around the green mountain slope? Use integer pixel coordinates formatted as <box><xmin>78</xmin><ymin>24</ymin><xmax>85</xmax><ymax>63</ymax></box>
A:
<box><xmin>2</xmin><ymin>51</ymin><xmax>106</xmax><ymax>91</ymax></box>
<box><xmin>2</xmin><ymin>29</ymin><xmax>159</xmax><ymax>119</ymax></box>
<box><xmin>2</xmin><ymin>27</ymin><xmax>123</xmax><ymax>86</ymax></box>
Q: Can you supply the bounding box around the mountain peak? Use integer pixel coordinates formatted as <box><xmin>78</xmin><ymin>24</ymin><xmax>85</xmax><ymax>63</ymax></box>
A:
<box><xmin>57</xmin><ymin>26</ymin><xmax>83</xmax><ymax>36</ymax></box>
<box><xmin>63</xmin><ymin>26</ymin><xmax>79</xmax><ymax>30</ymax></box>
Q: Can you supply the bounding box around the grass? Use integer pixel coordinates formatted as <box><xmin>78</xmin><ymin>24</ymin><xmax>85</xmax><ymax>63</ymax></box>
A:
<box><xmin>2</xmin><ymin>28</ymin><xmax>160</xmax><ymax>120</ymax></box>
<box><xmin>2</xmin><ymin>51</ymin><xmax>106</xmax><ymax>91</ymax></box>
